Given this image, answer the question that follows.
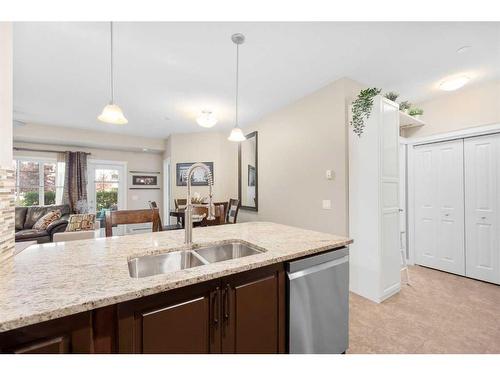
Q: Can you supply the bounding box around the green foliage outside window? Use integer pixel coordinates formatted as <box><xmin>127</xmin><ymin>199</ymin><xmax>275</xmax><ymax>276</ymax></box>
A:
<box><xmin>18</xmin><ymin>191</ymin><xmax>56</xmax><ymax>206</ymax></box>
<box><xmin>20</xmin><ymin>191</ymin><xmax>39</xmax><ymax>206</ymax></box>
<box><xmin>96</xmin><ymin>190</ymin><xmax>118</xmax><ymax>212</ymax></box>
<box><xmin>45</xmin><ymin>191</ymin><xmax>56</xmax><ymax>205</ymax></box>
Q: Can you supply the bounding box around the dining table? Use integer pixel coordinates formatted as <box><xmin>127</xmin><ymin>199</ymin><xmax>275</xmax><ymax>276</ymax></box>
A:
<box><xmin>169</xmin><ymin>202</ymin><xmax>228</xmax><ymax>228</ymax></box>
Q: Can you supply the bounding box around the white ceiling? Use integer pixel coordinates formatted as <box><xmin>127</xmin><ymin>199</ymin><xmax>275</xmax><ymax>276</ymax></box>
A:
<box><xmin>13</xmin><ymin>22</ymin><xmax>500</xmax><ymax>138</ymax></box>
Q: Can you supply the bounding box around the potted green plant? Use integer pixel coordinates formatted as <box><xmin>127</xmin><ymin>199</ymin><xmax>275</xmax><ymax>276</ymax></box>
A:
<box><xmin>409</xmin><ymin>107</ymin><xmax>424</xmax><ymax>119</ymax></box>
<box><xmin>399</xmin><ymin>101</ymin><xmax>411</xmax><ymax>113</ymax></box>
<box><xmin>350</xmin><ymin>87</ymin><xmax>382</xmax><ymax>137</ymax></box>
<box><xmin>384</xmin><ymin>92</ymin><xmax>399</xmax><ymax>102</ymax></box>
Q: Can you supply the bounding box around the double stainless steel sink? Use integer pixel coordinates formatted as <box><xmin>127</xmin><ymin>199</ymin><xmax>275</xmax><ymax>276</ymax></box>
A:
<box><xmin>128</xmin><ymin>242</ymin><xmax>263</xmax><ymax>278</ymax></box>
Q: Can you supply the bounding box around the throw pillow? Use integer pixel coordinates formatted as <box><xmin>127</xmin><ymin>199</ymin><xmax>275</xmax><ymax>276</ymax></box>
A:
<box><xmin>66</xmin><ymin>213</ymin><xmax>96</xmax><ymax>232</ymax></box>
<box><xmin>32</xmin><ymin>210</ymin><xmax>62</xmax><ymax>230</ymax></box>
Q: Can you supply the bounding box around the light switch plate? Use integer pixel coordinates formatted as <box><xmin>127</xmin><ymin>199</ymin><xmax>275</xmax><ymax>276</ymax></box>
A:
<box><xmin>325</xmin><ymin>170</ymin><xmax>334</xmax><ymax>180</ymax></box>
<box><xmin>322</xmin><ymin>200</ymin><xmax>331</xmax><ymax>209</ymax></box>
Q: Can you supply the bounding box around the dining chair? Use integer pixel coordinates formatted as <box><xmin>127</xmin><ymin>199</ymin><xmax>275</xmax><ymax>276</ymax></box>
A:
<box><xmin>174</xmin><ymin>198</ymin><xmax>188</xmax><ymax>225</ymax></box>
<box><xmin>214</xmin><ymin>201</ymin><xmax>229</xmax><ymax>223</ymax></box>
<box><xmin>192</xmin><ymin>204</ymin><xmax>225</xmax><ymax>227</ymax></box>
<box><xmin>226</xmin><ymin>198</ymin><xmax>240</xmax><ymax>224</ymax></box>
<box><xmin>149</xmin><ymin>201</ymin><xmax>182</xmax><ymax>231</ymax></box>
<box><xmin>105</xmin><ymin>208</ymin><xmax>162</xmax><ymax>237</ymax></box>
<box><xmin>174</xmin><ymin>198</ymin><xmax>187</xmax><ymax>209</ymax></box>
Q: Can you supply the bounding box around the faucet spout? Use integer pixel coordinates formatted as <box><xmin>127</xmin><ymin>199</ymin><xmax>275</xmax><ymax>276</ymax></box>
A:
<box><xmin>184</xmin><ymin>163</ymin><xmax>215</xmax><ymax>246</ymax></box>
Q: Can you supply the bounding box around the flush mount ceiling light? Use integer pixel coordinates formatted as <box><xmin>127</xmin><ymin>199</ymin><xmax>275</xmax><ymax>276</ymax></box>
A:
<box><xmin>228</xmin><ymin>33</ymin><xmax>247</xmax><ymax>142</ymax></box>
<box><xmin>196</xmin><ymin>110</ymin><xmax>218</xmax><ymax>128</ymax></box>
<box><xmin>439</xmin><ymin>75</ymin><xmax>471</xmax><ymax>91</ymax></box>
<box><xmin>98</xmin><ymin>22</ymin><xmax>128</xmax><ymax>125</ymax></box>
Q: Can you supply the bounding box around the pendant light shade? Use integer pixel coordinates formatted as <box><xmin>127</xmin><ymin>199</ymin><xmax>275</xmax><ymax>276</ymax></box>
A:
<box><xmin>98</xmin><ymin>104</ymin><xmax>128</xmax><ymax>125</ymax></box>
<box><xmin>98</xmin><ymin>22</ymin><xmax>128</xmax><ymax>125</ymax></box>
<box><xmin>228</xmin><ymin>33</ymin><xmax>246</xmax><ymax>142</ymax></box>
<box><xmin>228</xmin><ymin>127</ymin><xmax>246</xmax><ymax>142</ymax></box>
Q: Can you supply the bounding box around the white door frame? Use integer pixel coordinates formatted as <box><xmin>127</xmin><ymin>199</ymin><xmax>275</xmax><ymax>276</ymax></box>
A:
<box><xmin>163</xmin><ymin>157</ymin><xmax>171</xmax><ymax>224</ymax></box>
<box><xmin>407</xmin><ymin>123</ymin><xmax>500</xmax><ymax>265</ymax></box>
<box><xmin>87</xmin><ymin>159</ymin><xmax>128</xmax><ymax>212</ymax></box>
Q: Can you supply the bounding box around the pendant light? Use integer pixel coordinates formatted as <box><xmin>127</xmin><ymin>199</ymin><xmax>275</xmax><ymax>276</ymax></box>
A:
<box><xmin>98</xmin><ymin>22</ymin><xmax>128</xmax><ymax>125</ymax></box>
<box><xmin>228</xmin><ymin>33</ymin><xmax>246</xmax><ymax>142</ymax></box>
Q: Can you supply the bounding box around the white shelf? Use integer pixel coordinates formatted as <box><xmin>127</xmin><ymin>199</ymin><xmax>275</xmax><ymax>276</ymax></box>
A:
<box><xmin>399</xmin><ymin>111</ymin><xmax>425</xmax><ymax>128</ymax></box>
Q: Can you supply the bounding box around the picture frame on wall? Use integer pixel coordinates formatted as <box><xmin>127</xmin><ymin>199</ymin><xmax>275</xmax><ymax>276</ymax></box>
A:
<box><xmin>129</xmin><ymin>171</ymin><xmax>161</xmax><ymax>189</ymax></box>
<box><xmin>176</xmin><ymin>162</ymin><xmax>214</xmax><ymax>186</ymax></box>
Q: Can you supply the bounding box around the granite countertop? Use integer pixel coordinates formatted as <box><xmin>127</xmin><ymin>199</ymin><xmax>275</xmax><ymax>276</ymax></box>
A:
<box><xmin>0</xmin><ymin>222</ymin><xmax>352</xmax><ymax>333</ymax></box>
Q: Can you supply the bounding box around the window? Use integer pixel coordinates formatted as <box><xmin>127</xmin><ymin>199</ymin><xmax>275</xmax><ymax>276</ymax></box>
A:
<box><xmin>14</xmin><ymin>158</ymin><xmax>63</xmax><ymax>207</ymax></box>
<box><xmin>94</xmin><ymin>168</ymin><xmax>120</xmax><ymax>213</ymax></box>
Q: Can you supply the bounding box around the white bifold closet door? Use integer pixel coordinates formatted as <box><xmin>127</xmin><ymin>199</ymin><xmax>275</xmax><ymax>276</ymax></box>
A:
<box><xmin>414</xmin><ymin>139</ymin><xmax>465</xmax><ymax>275</ymax></box>
<box><xmin>464</xmin><ymin>135</ymin><xmax>500</xmax><ymax>284</ymax></box>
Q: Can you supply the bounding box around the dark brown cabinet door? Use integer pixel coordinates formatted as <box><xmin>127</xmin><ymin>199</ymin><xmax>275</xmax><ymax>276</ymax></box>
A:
<box><xmin>117</xmin><ymin>280</ymin><xmax>221</xmax><ymax>353</ymax></box>
<box><xmin>141</xmin><ymin>296</ymin><xmax>209</xmax><ymax>353</ymax></box>
<box><xmin>11</xmin><ymin>336</ymin><xmax>70</xmax><ymax>354</ymax></box>
<box><xmin>221</xmin><ymin>264</ymin><xmax>285</xmax><ymax>354</ymax></box>
<box><xmin>0</xmin><ymin>312</ymin><xmax>93</xmax><ymax>354</ymax></box>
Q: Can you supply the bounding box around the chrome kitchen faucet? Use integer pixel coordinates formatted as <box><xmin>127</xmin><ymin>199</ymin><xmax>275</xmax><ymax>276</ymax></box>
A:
<box><xmin>184</xmin><ymin>163</ymin><xmax>216</xmax><ymax>245</ymax></box>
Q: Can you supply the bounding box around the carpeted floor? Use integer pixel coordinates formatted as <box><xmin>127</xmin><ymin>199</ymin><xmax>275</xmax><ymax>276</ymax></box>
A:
<box><xmin>348</xmin><ymin>265</ymin><xmax>500</xmax><ymax>353</ymax></box>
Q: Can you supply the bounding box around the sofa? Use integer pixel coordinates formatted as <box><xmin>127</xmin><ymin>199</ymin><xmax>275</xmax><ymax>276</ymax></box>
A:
<box><xmin>15</xmin><ymin>204</ymin><xmax>71</xmax><ymax>243</ymax></box>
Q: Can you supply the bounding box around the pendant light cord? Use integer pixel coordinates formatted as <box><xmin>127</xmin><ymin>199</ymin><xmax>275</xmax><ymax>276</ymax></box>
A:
<box><xmin>235</xmin><ymin>42</ymin><xmax>239</xmax><ymax>127</ymax></box>
<box><xmin>110</xmin><ymin>22</ymin><xmax>114</xmax><ymax>104</ymax></box>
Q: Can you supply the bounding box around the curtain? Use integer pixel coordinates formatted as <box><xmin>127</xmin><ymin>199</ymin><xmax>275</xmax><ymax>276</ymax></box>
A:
<box><xmin>62</xmin><ymin>151</ymin><xmax>88</xmax><ymax>213</ymax></box>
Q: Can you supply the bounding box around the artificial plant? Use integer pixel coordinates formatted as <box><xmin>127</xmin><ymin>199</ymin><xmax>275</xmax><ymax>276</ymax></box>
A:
<box><xmin>384</xmin><ymin>92</ymin><xmax>399</xmax><ymax>101</ymax></box>
<box><xmin>350</xmin><ymin>87</ymin><xmax>382</xmax><ymax>137</ymax></box>
<box><xmin>399</xmin><ymin>101</ymin><xmax>411</xmax><ymax>112</ymax></box>
<box><xmin>409</xmin><ymin>107</ymin><xmax>424</xmax><ymax>116</ymax></box>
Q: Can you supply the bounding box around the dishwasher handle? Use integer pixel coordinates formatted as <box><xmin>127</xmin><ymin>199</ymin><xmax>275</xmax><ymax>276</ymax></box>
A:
<box><xmin>287</xmin><ymin>255</ymin><xmax>349</xmax><ymax>281</ymax></box>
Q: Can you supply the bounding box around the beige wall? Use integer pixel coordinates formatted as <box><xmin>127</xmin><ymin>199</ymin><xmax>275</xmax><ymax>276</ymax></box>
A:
<box><xmin>404</xmin><ymin>80</ymin><xmax>500</xmax><ymax>138</ymax></box>
<box><xmin>14</xmin><ymin>123</ymin><xmax>165</xmax><ymax>153</ymax></box>
<box><xmin>0</xmin><ymin>23</ymin><xmax>13</xmax><ymax>167</ymax></box>
<box><xmin>238</xmin><ymin>77</ymin><xmax>364</xmax><ymax>235</ymax></box>
<box><xmin>14</xmin><ymin>141</ymin><xmax>164</xmax><ymax>213</ymax></box>
<box><xmin>0</xmin><ymin>22</ymin><xmax>14</xmax><ymax>262</ymax></box>
<box><xmin>168</xmin><ymin>132</ymin><xmax>238</xmax><ymax>210</ymax></box>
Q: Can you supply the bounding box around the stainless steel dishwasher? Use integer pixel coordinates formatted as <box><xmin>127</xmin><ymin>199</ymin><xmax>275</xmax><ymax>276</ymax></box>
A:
<box><xmin>286</xmin><ymin>247</ymin><xmax>349</xmax><ymax>354</ymax></box>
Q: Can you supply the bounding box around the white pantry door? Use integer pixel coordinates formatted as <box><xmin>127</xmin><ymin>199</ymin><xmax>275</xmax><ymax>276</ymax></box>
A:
<box><xmin>465</xmin><ymin>135</ymin><xmax>500</xmax><ymax>284</ymax></box>
<box><xmin>399</xmin><ymin>143</ymin><xmax>407</xmax><ymax>259</ymax></box>
<box><xmin>414</xmin><ymin>140</ymin><xmax>465</xmax><ymax>275</ymax></box>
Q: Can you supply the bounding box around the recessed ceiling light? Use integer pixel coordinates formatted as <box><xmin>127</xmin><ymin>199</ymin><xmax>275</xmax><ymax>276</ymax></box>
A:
<box><xmin>439</xmin><ymin>75</ymin><xmax>471</xmax><ymax>91</ymax></box>
<box><xmin>456</xmin><ymin>46</ymin><xmax>472</xmax><ymax>54</ymax></box>
<box><xmin>196</xmin><ymin>110</ymin><xmax>217</xmax><ymax>128</ymax></box>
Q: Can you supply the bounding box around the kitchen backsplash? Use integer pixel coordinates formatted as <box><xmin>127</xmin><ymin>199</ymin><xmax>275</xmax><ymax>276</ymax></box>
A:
<box><xmin>0</xmin><ymin>166</ymin><xmax>15</xmax><ymax>262</ymax></box>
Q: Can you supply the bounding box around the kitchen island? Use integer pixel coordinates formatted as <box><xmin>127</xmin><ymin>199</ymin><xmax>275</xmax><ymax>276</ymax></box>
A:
<box><xmin>0</xmin><ymin>222</ymin><xmax>351</xmax><ymax>353</ymax></box>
